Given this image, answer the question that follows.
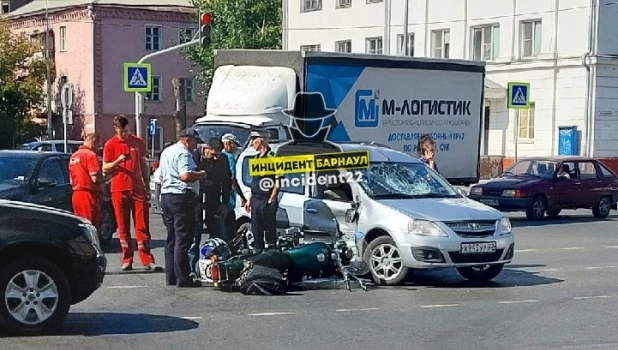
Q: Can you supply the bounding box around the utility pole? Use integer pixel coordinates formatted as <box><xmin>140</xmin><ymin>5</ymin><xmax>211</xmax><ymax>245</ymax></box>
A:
<box><xmin>172</xmin><ymin>77</ymin><xmax>187</xmax><ymax>137</ymax></box>
<box><xmin>44</xmin><ymin>0</ymin><xmax>53</xmax><ymax>138</ymax></box>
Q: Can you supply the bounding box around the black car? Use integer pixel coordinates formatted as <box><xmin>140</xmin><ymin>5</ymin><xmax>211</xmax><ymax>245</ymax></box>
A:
<box><xmin>0</xmin><ymin>199</ymin><xmax>106</xmax><ymax>334</ymax></box>
<box><xmin>0</xmin><ymin>150</ymin><xmax>116</xmax><ymax>244</ymax></box>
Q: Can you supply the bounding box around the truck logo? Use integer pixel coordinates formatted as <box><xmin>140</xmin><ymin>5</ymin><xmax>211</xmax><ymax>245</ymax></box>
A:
<box><xmin>355</xmin><ymin>89</ymin><xmax>379</xmax><ymax>128</ymax></box>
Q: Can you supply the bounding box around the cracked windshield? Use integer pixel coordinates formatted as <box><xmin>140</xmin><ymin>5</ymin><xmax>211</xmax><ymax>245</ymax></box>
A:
<box><xmin>1</xmin><ymin>0</ymin><xmax>616</xmax><ymax>349</ymax></box>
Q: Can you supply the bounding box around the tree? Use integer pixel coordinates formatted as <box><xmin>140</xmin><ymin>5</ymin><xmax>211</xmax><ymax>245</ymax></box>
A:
<box><xmin>185</xmin><ymin>0</ymin><xmax>282</xmax><ymax>101</ymax></box>
<box><xmin>0</xmin><ymin>19</ymin><xmax>47</xmax><ymax>149</ymax></box>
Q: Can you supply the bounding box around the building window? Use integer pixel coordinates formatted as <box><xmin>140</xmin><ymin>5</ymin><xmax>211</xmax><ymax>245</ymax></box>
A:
<box><xmin>147</xmin><ymin>127</ymin><xmax>164</xmax><ymax>153</ymax></box>
<box><xmin>472</xmin><ymin>24</ymin><xmax>499</xmax><ymax>61</ymax></box>
<box><xmin>146</xmin><ymin>76</ymin><xmax>161</xmax><ymax>101</ymax></box>
<box><xmin>145</xmin><ymin>26</ymin><xmax>161</xmax><ymax>51</ymax></box>
<box><xmin>302</xmin><ymin>0</ymin><xmax>321</xmax><ymax>12</ymax></box>
<box><xmin>366</xmin><ymin>37</ymin><xmax>383</xmax><ymax>54</ymax></box>
<box><xmin>2</xmin><ymin>3</ymin><xmax>9</xmax><ymax>13</ymax></box>
<box><xmin>337</xmin><ymin>0</ymin><xmax>351</xmax><ymax>8</ymax></box>
<box><xmin>335</xmin><ymin>40</ymin><xmax>351</xmax><ymax>53</ymax></box>
<box><xmin>300</xmin><ymin>44</ymin><xmax>321</xmax><ymax>51</ymax></box>
<box><xmin>180</xmin><ymin>78</ymin><xmax>194</xmax><ymax>102</ymax></box>
<box><xmin>59</xmin><ymin>26</ymin><xmax>67</xmax><ymax>52</ymax></box>
<box><xmin>397</xmin><ymin>33</ymin><xmax>414</xmax><ymax>56</ymax></box>
<box><xmin>521</xmin><ymin>20</ymin><xmax>541</xmax><ymax>58</ymax></box>
<box><xmin>179</xmin><ymin>28</ymin><xmax>195</xmax><ymax>44</ymax></box>
<box><xmin>431</xmin><ymin>29</ymin><xmax>450</xmax><ymax>58</ymax></box>
<box><xmin>517</xmin><ymin>102</ymin><xmax>535</xmax><ymax>140</ymax></box>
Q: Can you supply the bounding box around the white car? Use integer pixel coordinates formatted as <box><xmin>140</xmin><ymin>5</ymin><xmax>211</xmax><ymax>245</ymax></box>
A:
<box><xmin>232</xmin><ymin>141</ymin><xmax>515</xmax><ymax>286</ymax></box>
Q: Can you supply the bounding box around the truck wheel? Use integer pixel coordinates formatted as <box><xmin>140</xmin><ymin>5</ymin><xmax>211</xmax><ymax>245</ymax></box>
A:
<box><xmin>0</xmin><ymin>256</ymin><xmax>71</xmax><ymax>335</ymax></box>
<box><xmin>456</xmin><ymin>264</ymin><xmax>504</xmax><ymax>282</ymax></box>
<box><xmin>592</xmin><ymin>196</ymin><xmax>612</xmax><ymax>218</ymax></box>
<box><xmin>525</xmin><ymin>196</ymin><xmax>546</xmax><ymax>220</ymax></box>
<box><xmin>363</xmin><ymin>236</ymin><xmax>408</xmax><ymax>286</ymax></box>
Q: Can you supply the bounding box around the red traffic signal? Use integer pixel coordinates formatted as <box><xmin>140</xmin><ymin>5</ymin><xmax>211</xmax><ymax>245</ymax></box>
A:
<box><xmin>201</xmin><ymin>12</ymin><xmax>212</xmax><ymax>25</ymax></box>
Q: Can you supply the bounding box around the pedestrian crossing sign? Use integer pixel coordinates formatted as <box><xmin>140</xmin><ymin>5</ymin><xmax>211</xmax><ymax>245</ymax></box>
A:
<box><xmin>507</xmin><ymin>82</ymin><xmax>530</xmax><ymax>109</ymax></box>
<box><xmin>123</xmin><ymin>63</ymin><xmax>152</xmax><ymax>92</ymax></box>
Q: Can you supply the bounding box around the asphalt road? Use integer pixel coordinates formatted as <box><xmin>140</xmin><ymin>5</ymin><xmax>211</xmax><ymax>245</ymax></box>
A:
<box><xmin>3</xmin><ymin>210</ymin><xmax>618</xmax><ymax>350</ymax></box>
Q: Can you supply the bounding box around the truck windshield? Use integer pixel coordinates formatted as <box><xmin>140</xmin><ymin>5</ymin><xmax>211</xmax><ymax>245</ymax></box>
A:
<box><xmin>193</xmin><ymin>125</ymin><xmax>252</xmax><ymax>146</ymax></box>
<box><xmin>357</xmin><ymin>162</ymin><xmax>459</xmax><ymax>199</ymax></box>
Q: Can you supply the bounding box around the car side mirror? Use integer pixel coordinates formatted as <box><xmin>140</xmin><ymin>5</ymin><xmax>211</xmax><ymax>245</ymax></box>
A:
<box><xmin>37</xmin><ymin>178</ymin><xmax>56</xmax><ymax>188</ymax></box>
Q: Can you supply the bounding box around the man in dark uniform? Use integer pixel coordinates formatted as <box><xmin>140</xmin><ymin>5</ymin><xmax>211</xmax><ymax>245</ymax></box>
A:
<box><xmin>243</xmin><ymin>131</ymin><xmax>280</xmax><ymax>250</ymax></box>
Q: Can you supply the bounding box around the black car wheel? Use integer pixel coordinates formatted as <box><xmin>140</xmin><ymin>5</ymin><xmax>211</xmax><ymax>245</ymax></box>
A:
<box><xmin>456</xmin><ymin>264</ymin><xmax>504</xmax><ymax>282</ymax></box>
<box><xmin>592</xmin><ymin>196</ymin><xmax>612</xmax><ymax>219</ymax></box>
<box><xmin>526</xmin><ymin>196</ymin><xmax>546</xmax><ymax>220</ymax></box>
<box><xmin>0</xmin><ymin>256</ymin><xmax>71</xmax><ymax>335</ymax></box>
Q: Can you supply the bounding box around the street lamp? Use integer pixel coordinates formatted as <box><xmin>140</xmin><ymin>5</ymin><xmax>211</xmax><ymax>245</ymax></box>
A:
<box><xmin>44</xmin><ymin>0</ymin><xmax>52</xmax><ymax>138</ymax></box>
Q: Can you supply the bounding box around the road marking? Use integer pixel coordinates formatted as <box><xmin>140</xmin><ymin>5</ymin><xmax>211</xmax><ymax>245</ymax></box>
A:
<box><xmin>248</xmin><ymin>312</ymin><xmax>295</xmax><ymax>316</ymax></box>
<box><xmin>559</xmin><ymin>247</ymin><xmax>585</xmax><ymax>250</ymax></box>
<box><xmin>497</xmin><ymin>300</ymin><xmax>538</xmax><ymax>304</ymax></box>
<box><xmin>515</xmin><ymin>249</ymin><xmax>538</xmax><ymax>253</ymax></box>
<box><xmin>573</xmin><ymin>296</ymin><xmax>610</xmax><ymax>300</ymax></box>
<box><xmin>534</xmin><ymin>268</ymin><xmax>559</xmax><ymax>272</ymax></box>
<box><xmin>562</xmin><ymin>342</ymin><xmax>618</xmax><ymax>348</ymax></box>
<box><xmin>420</xmin><ymin>304</ymin><xmax>460</xmax><ymax>308</ymax></box>
<box><xmin>106</xmin><ymin>285</ymin><xmax>148</xmax><ymax>289</ymax></box>
<box><xmin>586</xmin><ymin>266</ymin><xmax>616</xmax><ymax>270</ymax></box>
<box><xmin>336</xmin><ymin>308</ymin><xmax>380</xmax><ymax>312</ymax></box>
<box><xmin>604</xmin><ymin>246</ymin><xmax>618</xmax><ymax>249</ymax></box>
<box><xmin>181</xmin><ymin>316</ymin><xmax>203</xmax><ymax>320</ymax></box>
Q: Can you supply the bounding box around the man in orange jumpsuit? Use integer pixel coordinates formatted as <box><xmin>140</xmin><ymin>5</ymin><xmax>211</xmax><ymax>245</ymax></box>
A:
<box><xmin>103</xmin><ymin>115</ymin><xmax>162</xmax><ymax>272</ymax></box>
<box><xmin>69</xmin><ymin>133</ymin><xmax>102</xmax><ymax>230</ymax></box>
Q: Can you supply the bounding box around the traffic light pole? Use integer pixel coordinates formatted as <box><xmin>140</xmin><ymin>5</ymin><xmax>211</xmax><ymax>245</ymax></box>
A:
<box><xmin>134</xmin><ymin>38</ymin><xmax>198</xmax><ymax>138</ymax></box>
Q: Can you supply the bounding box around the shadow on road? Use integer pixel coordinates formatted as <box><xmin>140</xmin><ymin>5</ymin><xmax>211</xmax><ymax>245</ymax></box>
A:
<box><xmin>58</xmin><ymin>312</ymin><xmax>199</xmax><ymax>336</ymax></box>
<box><xmin>510</xmin><ymin>215</ymin><xmax>616</xmax><ymax>228</ymax></box>
<box><xmin>102</xmin><ymin>238</ymin><xmax>166</xmax><ymax>253</ymax></box>
<box><xmin>401</xmin><ymin>267</ymin><xmax>563</xmax><ymax>289</ymax></box>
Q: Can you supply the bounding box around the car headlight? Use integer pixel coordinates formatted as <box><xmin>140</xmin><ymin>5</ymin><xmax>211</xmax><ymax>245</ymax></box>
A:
<box><xmin>497</xmin><ymin>217</ymin><xmax>512</xmax><ymax>235</ymax></box>
<box><xmin>408</xmin><ymin>220</ymin><xmax>448</xmax><ymax>237</ymax></box>
<box><xmin>470</xmin><ymin>186</ymin><xmax>482</xmax><ymax>195</ymax></box>
<box><xmin>502</xmin><ymin>189</ymin><xmax>521</xmax><ymax>197</ymax></box>
<box><xmin>78</xmin><ymin>222</ymin><xmax>101</xmax><ymax>247</ymax></box>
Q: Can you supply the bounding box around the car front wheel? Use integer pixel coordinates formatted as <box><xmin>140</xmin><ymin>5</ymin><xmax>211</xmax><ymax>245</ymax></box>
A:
<box><xmin>0</xmin><ymin>256</ymin><xmax>71</xmax><ymax>335</ymax></box>
<box><xmin>363</xmin><ymin>236</ymin><xmax>409</xmax><ymax>286</ymax></box>
<box><xmin>526</xmin><ymin>196</ymin><xmax>546</xmax><ymax>220</ymax></box>
<box><xmin>456</xmin><ymin>264</ymin><xmax>504</xmax><ymax>282</ymax></box>
<box><xmin>592</xmin><ymin>196</ymin><xmax>612</xmax><ymax>219</ymax></box>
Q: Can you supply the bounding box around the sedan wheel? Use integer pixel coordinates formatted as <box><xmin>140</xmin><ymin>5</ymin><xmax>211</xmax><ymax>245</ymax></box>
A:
<box><xmin>363</xmin><ymin>236</ymin><xmax>408</xmax><ymax>286</ymax></box>
<box><xmin>456</xmin><ymin>264</ymin><xmax>504</xmax><ymax>282</ymax></box>
<box><xmin>526</xmin><ymin>196</ymin><xmax>546</xmax><ymax>220</ymax></box>
<box><xmin>592</xmin><ymin>196</ymin><xmax>612</xmax><ymax>219</ymax></box>
<box><xmin>0</xmin><ymin>256</ymin><xmax>71</xmax><ymax>335</ymax></box>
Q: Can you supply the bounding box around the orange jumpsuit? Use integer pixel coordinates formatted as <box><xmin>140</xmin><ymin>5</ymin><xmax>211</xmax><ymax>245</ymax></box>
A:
<box><xmin>69</xmin><ymin>146</ymin><xmax>102</xmax><ymax>230</ymax></box>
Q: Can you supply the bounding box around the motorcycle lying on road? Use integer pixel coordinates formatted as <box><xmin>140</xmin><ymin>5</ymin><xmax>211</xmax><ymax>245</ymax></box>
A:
<box><xmin>197</xmin><ymin>226</ymin><xmax>371</xmax><ymax>295</ymax></box>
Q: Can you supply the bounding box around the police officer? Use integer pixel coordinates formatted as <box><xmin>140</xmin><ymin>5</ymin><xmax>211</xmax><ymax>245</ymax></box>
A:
<box><xmin>159</xmin><ymin>128</ymin><xmax>206</xmax><ymax>288</ymax></box>
<box><xmin>243</xmin><ymin>131</ymin><xmax>280</xmax><ymax>250</ymax></box>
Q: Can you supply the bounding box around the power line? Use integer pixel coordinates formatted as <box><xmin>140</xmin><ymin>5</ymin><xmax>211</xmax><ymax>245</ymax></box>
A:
<box><xmin>287</xmin><ymin>2</ymin><xmax>617</xmax><ymax>31</ymax></box>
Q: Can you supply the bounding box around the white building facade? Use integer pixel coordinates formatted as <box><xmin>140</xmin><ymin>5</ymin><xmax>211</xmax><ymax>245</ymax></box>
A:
<box><xmin>283</xmin><ymin>0</ymin><xmax>618</xmax><ymax>159</ymax></box>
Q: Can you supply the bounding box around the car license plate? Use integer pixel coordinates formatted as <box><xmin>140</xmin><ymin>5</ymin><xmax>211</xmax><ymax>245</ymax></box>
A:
<box><xmin>198</xmin><ymin>259</ymin><xmax>212</xmax><ymax>281</ymax></box>
<box><xmin>460</xmin><ymin>242</ymin><xmax>497</xmax><ymax>254</ymax></box>
<box><xmin>480</xmin><ymin>199</ymin><xmax>499</xmax><ymax>206</ymax></box>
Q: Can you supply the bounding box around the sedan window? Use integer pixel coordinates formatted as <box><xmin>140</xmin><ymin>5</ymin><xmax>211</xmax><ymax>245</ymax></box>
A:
<box><xmin>0</xmin><ymin>158</ymin><xmax>38</xmax><ymax>184</ymax></box>
<box><xmin>577</xmin><ymin>162</ymin><xmax>598</xmax><ymax>180</ymax></box>
<box><xmin>598</xmin><ymin>163</ymin><xmax>615</xmax><ymax>178</ymax></box>
<box><xmin>38</xmin><ymin>158</ymin><xmax>68</xmax><ymax>185</ymax></box>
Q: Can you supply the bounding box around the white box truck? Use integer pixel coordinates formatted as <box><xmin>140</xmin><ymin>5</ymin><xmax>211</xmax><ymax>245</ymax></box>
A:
<box><xmin>193</xmin><ymin>50</ymin><xmax>486</xmax><ymax>185</ymax></box>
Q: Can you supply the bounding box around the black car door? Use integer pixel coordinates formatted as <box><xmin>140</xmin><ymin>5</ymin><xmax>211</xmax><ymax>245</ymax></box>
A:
<box><xmin>28</xmin><ymin>157</ymin><xmax>72</xmax><ymax>211</ymax></box>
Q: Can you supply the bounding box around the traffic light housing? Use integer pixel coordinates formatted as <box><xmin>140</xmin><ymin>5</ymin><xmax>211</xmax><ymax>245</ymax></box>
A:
<box><xmin>199</xmin><ymin>12</ymin><xmax>212</xmax><ymax>48</ymax></box>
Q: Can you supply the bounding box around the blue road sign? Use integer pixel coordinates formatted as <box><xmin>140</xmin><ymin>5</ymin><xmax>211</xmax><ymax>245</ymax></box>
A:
<box><xmin>123</xmin><ymin>63</ymin><xmax>152</xmax><ymax>92</ymax></box>
<box><xmin>149</xmin><ymin>119</ymin><xmax>157</xmax><ymax>136</ymax></box>
<box><xmin>507</xmin><ymin>82</ymin><xmax>530</xmax><ymax>109</ymax></box>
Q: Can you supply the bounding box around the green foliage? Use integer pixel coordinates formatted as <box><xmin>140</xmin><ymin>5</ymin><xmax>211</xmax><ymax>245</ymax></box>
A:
<box><xmin>185</xmin><ymin>0</ymin><xmax>282</xmax><ymax>101</ymax></box>
<box><xmin>0</xmin><ymin>19</ymin><xmax>47</xmax><ymax>149</ymax></box>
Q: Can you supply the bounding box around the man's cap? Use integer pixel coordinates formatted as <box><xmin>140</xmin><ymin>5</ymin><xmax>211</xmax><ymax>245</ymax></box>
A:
<box><xmin>249</xmin><ymin>131</ymin><xmax>267</xmax><ymax>139</ymax></box>
<box><xmin>221</xmin><ymin>133</ymin><xmax>241</xmax><ymax>146</ymax></box>
<box><xmin>180</xmin><ymin>128</ymin><xmax>203</xmax><ymax>143</ymax></box>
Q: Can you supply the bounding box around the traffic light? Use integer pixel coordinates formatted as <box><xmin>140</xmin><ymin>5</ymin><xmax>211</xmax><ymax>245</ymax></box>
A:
<box><xmin>199</xmin><ymin>12</ymin><xmax>212</xmax><ymax>48</ymax></box>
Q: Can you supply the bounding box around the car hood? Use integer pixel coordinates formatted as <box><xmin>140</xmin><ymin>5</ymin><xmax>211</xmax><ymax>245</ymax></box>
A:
<box><xmin>482</xmin><ymin>176</ymin><xmax>542</xmax><ymax>189</ymax></box>
<box><xmin>376</xmin><ymin>197</ymin><xmax>503</xmax><ymax>222</ymax></box>
<box><xmin>0</xmin><ymin>199</ymin><xmax>85</xmax><ymax>222</ymax></box>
